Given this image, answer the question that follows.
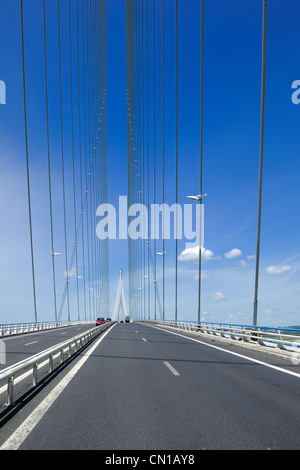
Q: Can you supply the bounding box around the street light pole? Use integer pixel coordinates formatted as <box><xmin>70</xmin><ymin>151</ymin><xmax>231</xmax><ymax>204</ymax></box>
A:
<box><xmin>198</xmin><ymin>204</ymin><xmax>203</xmax><ymax>324</ymax></box>
<box><xmin>187</xmin><ymin>194</ymin><xmax>207</xmax><ymax>323</ymax></box>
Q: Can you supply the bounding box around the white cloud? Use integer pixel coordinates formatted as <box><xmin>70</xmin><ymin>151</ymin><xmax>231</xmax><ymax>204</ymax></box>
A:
<box><xmin>208</xmin><ymin>291</ymin><xmax>226</xmax><ymax>301</ymax></box>
<box><xmin>64</xmin><ymin>267</ymin><xmax>77</xmax><ymax>278</ymax></box>
<box><xmin>247</xmin><ymin>254</ymin><xmax>256</xmax><ymax>260</ymax></box>
<box><xmin>178</xmin><ymin>246</ymin><xmax>215</xmax><ymax>264</ymax></box>
<box><xmin>237</xmin><ymin>311</ymin><xmax>248</xmax><ymax>317</ymax></box>
<box><xmin>225</xmin><ymin>248</ymin><xmax>242</xmax><ymax>259</ymax></box>
<box><xmin>194</xmin><ymin>271</ymin><xmax>214</xmax><ymax>281</ymax></box>
<box><xmin>263</xmin><ymin>309</ymin><xmax>273</xmax><ymax>315</ymax></box>
<box><xmin>266</xmin><ymin>265</ymin><xmax>292</xmax><ymax>275</ymax></box>
<box><xmin>227</xmin><ymin>312</ymin><xmax>248</xmax><ymax>322</ymax></box>
<box><xmin>239</xmin><ymin>260</ymin><xmax>248</xmax><ymax>266</ymax></box>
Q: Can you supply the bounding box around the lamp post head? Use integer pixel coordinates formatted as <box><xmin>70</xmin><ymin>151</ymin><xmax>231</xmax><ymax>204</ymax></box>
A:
<box><xmin>186</xmin><ymin>193</ymin><xmax>207</xmax><ymax>201</ymax></box>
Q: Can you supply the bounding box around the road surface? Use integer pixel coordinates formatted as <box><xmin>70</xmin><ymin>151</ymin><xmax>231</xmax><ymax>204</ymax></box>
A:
<box><xmin>1</xmin><ymin>322</ymin><xmax>300</xmax><ymax>450</ymax></box>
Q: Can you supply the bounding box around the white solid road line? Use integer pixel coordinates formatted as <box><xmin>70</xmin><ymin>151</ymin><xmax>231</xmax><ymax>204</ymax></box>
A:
<box><xmin>0</xmin><ymin>323</ymin><xmax>116</xmax><ymax>451</ymax></box>
<box><xmin>148</xmin><ymin>325</ymin><xmax>300</xmax><ymax>380</ymax></box>
<box><xmin>163</xmin><ymin>361</ymin><xmax>180</xmax><ymax>376</ymax></box>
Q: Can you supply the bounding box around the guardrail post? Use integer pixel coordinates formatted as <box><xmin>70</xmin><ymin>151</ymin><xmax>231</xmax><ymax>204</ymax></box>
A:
<box><xmin>230</xmin><ymin>325</ymin><xmax>235</xmax><ymax>340</ymax></box>
<box><xmin>6</xmin><ymin>376</ymin><xmax>14</xmax><ymax>406</ymax></box>
<box><xmin>49</xmin><ymin>354</ymin><xmax>54</xmax><ymax>373</ymax></box>
<box><xmin>257</xmin><ymin>328</ymin><xmax>265</xmax><ymax>346</ymax></box>
<box><xmin>242</xmin><ymin>327</ymin><xmax>249</xmax><ymax>342</ymax></box>
<box><xmin>276</xmin><ymin>330</ymin><xmax>285</xmax><ymax>350</ymax></box>
<box><xmin>33</xmin><ymin>363</ymin><xmax>38</xmax><ymax>387</ymax></box>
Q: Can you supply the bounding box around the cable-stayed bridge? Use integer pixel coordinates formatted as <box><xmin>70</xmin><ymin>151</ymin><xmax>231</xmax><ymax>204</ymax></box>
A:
<box><xmin>0</xmin><ymin>0</ymin><xmax>300</xmax><ymax>451</ymax></box>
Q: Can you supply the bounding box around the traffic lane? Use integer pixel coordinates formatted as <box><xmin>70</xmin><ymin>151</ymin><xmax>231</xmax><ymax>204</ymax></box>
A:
<box><xmin>13</xmin><ymin>322</ymin><xmax>300</xmax><ymax>450</ymax></box>
<box><xmin>101</xmin><ymin>322</ymin><xmax>300</xmax><ymax>449</ymax></box>
<box><xmin>0</xmin><ymin>324</ymin><xmax>97</xmax><ymax>370</ymax></box>
<box><xmin>140</xmin><ymin>323</ymin><xmax>300</xmax><ymax>449</ymax></box>
<box><xmin>16</xmin><ymin>322</ymin><xmax>211</xmax><ymax>450</ymax></box>
<box><xmin>141</xmin><ymin>322</ymin><xmax>300</xmax><ymax>375</ymax></box>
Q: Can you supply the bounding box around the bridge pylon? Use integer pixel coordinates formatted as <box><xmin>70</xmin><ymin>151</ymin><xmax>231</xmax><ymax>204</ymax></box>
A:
<box><xmin>113</xmin><ymin>269</ymin><xmax>128</xmax><ymax>322</ymax></box>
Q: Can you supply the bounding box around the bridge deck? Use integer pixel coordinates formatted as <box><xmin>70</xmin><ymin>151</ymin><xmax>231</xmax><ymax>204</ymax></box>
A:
<box><xmin>1</xmin><ymin>322</ymin><xmax>300</xmax><ymax>450</ymax></box>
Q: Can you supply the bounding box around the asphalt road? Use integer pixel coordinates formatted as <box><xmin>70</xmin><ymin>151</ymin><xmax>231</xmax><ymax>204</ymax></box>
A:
<box><xmin>1</xmin><ymin>322</ymin><xmax>300</xmax><ymax>450</ymax></box>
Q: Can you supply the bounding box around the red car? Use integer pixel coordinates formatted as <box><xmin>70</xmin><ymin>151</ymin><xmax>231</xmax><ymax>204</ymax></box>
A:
<box><xmin>95</xmin><ymin>317</ymin><xmax>106</xmax><ymax>326</ymax></box>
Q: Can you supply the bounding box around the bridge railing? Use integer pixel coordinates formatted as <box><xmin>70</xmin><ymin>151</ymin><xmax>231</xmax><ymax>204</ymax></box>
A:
<box><xmin>141</xmin><ymin>320</ymin><xmax>300</xmax><ymax>355</ymax></box>
<box><xmin>0</xmin><ymin>321</ymin><xmax>94</xmax><ymax>337</ymax></box>
<box><xmin>0</xmin><ymin>322</ymin><xmax>115</xmax><ymax>407</ymax></box>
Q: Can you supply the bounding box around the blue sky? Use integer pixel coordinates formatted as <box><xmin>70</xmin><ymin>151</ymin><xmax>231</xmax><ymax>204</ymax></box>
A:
<box><xmin>0</xmin><ymin>0</ymin><xmax>300</xmax><ymax>327</ymax></box>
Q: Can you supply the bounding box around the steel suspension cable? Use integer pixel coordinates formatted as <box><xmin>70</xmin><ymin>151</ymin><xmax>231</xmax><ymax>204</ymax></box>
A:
<box><xmin>85</xmin><ymin>0</ymin><xmax>93</xmax><ymax>320</ymax></box>
<box><xmin>101</xmin><ymin>0</ymin><xmax>109</xmax><ymax>316</ymax></box>
<box><xmin>77</xmin><ymin>0</ymin><xmax>87</xmax><ymax>321</ymax></box>
<box><xmin>147</xmin><ymin>0</ymin><xmax>150</xmax><ymax>320</ymax></box>
<box><xmin>142</xmin><ymin>0</ymin><xmax>146</xmax><ymax>320</ymax></box>
<box><xmin>57</xmin><ymin>0</ymin><xmax>70</xmax><ymax>322</ymax></box>
<box><xmin>43</xmin><ymin>0</ymin><xmax>58</xmax><ymax>323</ymax></box>
<box><xmin>162</xmin><ymin>0</ymin><xmax>165</xmax><ymax>321</ymax></box>
<box><xmin>89</xmin><ymin>0</ymin><xmax>96</xmax><ymax>319</ymax></box>
<box><xmin>57</xmin><ymin>0</ymin><xmax>103</xmax><ymax>322</ymax></box>
<box><xmin>69</xmin><ymin>0</ymin><xmax>80</xmax><ymax>321</ymax></box>
<box><xmin>83</xmin><ymin>0</ymin><xmax>92</xmax><ymax>321</ymax></box>
<box><xmin>20</xmin><ymin>0</ymin><xmax>38</xmax><ymax>324</ymax></box>
<box><xmin>93</xmin><ymin>0</ymin><xmax>99</xmax><ymax>315</ymax></box>
<box><xmin>138</xmin><ymin>0</ymin><xmax>143</xmax><ymax>319</ymax></box>
<box><xmin>198</xmin><ymin>0</ymin><xmax>204</xmax><ymax>323</ymax></box>
<box><xmin>175</xmin><ymin>0</ymin><xmax>179</xmax><ymax>322</ymax></box>
<box><xmin>153</xmin><ymin>0</ymin><xmax>157</xmax><ymax>320</ymax></box>
<box><xmin>253</xmin><ymin>0</ymin><xmax>267</xmax><ymax>326</ymax></box>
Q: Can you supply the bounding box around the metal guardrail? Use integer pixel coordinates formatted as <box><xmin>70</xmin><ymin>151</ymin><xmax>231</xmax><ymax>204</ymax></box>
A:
<box><xmin>141</xmin><ymin>320</ymin><xmax>300</xmax><ymax>355</ymax></box>
<box><xmin>0</xmin><ymin>322</ymin><xmax>115</xmax><ymax>406</ymax></box>
<box><xmin>0</xmin><ymin>321</ymin><xmax>94</xmax><ymax>337</ymax></box>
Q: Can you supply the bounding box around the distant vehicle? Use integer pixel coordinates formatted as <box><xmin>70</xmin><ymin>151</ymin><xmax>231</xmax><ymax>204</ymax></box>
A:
<box><xmin>125</xmin><ymin>316</ymin><xmax>130</xmax><ymax>323</ymax></box>
<box><xmin>95</xmin><ymin>317</ymin><xmax>105</xmax><ymax>326</ymax></box>
<box><xmin>106</xmin><ymin>317</ymin><xmax>112</xmax><ymax>323</ymax></box>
